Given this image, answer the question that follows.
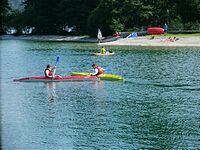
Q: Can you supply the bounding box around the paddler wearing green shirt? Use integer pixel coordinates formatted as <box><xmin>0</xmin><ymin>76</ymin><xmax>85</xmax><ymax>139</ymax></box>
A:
<box><xmin>100</xmin><ymin>46</ymin><xmax>106</xmax><ymax>54</ymax></box>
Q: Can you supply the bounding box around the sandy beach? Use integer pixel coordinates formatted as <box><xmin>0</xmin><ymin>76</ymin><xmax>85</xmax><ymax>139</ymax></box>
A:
<box><xmin>100</xmin><ymin>36</ymin><xmax>200</xmax><ymax>47</ymax></box>
<box><xmin>1</xmin><ymin>35</ymin><xmax>200</xmax><ymax>47</ymax></box>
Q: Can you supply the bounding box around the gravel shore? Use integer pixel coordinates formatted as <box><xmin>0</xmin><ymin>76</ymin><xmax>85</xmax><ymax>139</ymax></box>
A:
<box><xmin>1</xmin><ymin>35</ymin><xmax>200</xmax><ymax>47</ymax></box>
<box><xmin>0</xmin><ymin>35</ymin><xmax>97</xmax><ymax>42</ymax></box>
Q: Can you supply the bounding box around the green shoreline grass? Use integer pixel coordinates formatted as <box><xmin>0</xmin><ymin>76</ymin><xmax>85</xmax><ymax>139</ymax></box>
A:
<box><xmin>145</xmin><ymin>33</ymin><xmax>200</xmax><ymax>37</ymax></box>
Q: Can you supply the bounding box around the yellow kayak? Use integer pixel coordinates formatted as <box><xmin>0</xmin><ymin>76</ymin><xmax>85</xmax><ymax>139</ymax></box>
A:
<box><xmin>71</xmin><ymin>72</ymin><xmax>124</xmax><ymax>81</ymax></box>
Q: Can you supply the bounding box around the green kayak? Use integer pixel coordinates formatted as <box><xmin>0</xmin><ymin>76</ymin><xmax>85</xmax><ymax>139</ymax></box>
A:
<box><xmin>71</xmin><ymin>72</ymin><xmax>124</xmax><ymax>81</ymax></box>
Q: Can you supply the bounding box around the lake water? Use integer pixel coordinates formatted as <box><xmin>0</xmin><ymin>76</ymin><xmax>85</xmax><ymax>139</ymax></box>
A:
<box><xmin>1</xmin><ymin>40</ymin><xmax>200</xmax><ymax>150</ymax></box>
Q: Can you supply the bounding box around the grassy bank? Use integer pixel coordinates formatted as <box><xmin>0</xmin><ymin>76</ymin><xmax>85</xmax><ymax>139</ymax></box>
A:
<box><xmin>145</xmin><ymin>33</ymin><xmax>200</xmax><ymax>38</ymax></box>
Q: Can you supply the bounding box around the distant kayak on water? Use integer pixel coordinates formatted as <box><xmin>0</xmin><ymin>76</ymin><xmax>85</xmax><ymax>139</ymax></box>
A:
<box><xmin>71</xmin><ymin>72</ymin><xmax>124</xmax><ymax>81</ymax></box>
<box><xmin>13</xmin><ymin>76</ymin><xmax>99</xmax><ymax>82</ymax></box>
<box><xmin>93</xmin><ymin>52</ymin><xmax>115</xmax><ymax>56</ymax></box>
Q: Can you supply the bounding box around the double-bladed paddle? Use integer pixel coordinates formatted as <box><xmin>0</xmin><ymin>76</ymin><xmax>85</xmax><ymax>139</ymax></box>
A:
<box><xmin>53</xmin><ymin>56</ymin><xmax>60</xmax><ymax>77</ymax></box>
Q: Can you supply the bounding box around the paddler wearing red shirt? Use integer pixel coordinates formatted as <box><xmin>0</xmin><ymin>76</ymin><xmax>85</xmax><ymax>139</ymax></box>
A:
<box><xmin>91</xmin><ymin>64</ymin><xmax>104</xmax><ymax>76</ymax></box>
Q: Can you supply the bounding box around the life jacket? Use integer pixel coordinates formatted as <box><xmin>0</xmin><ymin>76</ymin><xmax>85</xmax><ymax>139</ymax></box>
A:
<box><xmin>95</xmin><ymin>66</ymin><xmax>104</xmax><ymax>75</ymax></box>
<box><xmin>44</xmin><ymin>68</ymin><xmax>53</xmax><ymax>77</ymax></box>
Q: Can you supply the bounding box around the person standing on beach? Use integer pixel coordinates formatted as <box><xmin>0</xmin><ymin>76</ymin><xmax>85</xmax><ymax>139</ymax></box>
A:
<box><xmin>164</xmin><ymin>23</ymin><xmax>168</xmax><ymax>32</ymax></box>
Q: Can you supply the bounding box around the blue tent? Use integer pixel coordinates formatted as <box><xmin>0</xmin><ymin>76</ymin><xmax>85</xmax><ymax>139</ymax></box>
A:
<box><xmin>127</xmin><ymin>32</ymin><xmax>138</xmax><ymax>39</ymax></box>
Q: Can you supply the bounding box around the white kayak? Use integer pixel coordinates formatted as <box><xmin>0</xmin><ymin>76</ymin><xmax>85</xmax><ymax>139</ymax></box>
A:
<box><xmin>93</xmin><ymin>52</ymin><xmax>115</xmax><ymax>56</ymax></box>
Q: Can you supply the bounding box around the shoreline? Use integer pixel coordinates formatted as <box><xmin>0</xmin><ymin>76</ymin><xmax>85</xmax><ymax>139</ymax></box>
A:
<box><xmin>100</xmin><ymin>36</ymin><xmax>200</xmax><ymax>47</ymax></box>
<box><xmin>0</xmin><ymin>35</ymin><xmax>97</xmax><ymax>43</ymax></box>
<box><xmin>1</xmin><ymin>35</ymin><xmax>200</xmax><ymax>47</ymax></box>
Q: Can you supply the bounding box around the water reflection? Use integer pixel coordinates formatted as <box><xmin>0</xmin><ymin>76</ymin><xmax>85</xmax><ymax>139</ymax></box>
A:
<box><xmin>46</xmin><ymin>82</ymin><xmax>58</xmax><ymax>102</ymax></box>
<box><xmin>93</xmin><ymin>80</ymin><xmax>106</xmax><ymax>104</ymax></box>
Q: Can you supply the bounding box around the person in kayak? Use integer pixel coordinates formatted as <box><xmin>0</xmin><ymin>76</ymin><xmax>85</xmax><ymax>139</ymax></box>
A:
<box><xmin>44</xmin><ymin>64</ymin><xmax>55</xmax><ymax>78</ymax></box>
<box><xmin>100</xmin><ymin>46</ymin><xmax>106</xmax><ymax>54</ymax></box>
<box><xmin>44</xmin><ymin>64</ymin><xmax>61</xmax><ymax>79</ymax></box>
<box><xmin>91</xmin><ymin>64</ymin><xmax>104</xmax><ymax>76</ymax></box>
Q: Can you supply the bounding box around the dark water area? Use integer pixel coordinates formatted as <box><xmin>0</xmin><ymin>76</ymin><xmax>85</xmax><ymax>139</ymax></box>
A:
<box><xmin>1</xmin><ymin>40</ymin><xmax>200</xmax><ymax>150</ymax></box>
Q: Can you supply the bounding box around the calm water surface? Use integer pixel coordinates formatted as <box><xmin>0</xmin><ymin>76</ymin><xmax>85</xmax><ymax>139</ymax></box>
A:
<box><xmin>1</xmin><ymin>40</ymin><xmax>200</xmax><ymax>150</ymax></box>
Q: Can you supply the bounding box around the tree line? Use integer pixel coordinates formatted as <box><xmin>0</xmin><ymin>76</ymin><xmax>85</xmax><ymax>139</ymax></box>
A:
<box><xmin>1</xmin><ymin>0</ymin><xmax>200</xmax><ymax>36</ymax></box>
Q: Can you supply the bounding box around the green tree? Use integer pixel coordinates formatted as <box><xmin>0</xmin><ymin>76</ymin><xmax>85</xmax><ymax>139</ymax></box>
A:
<box><xmin>0</xmin><ymin>0</ymin><xmax>11</xmax><ymax>34</ymax></box>
<box><xmin>122</xmin><ymin>0</ymin><xmax>153</xmax><ymax>29</ymax></box>
<box><xmin>23</xmin><ymin>0</ymin><xmax>63</xmax><ymax>34</ymax></box>
<box><xmin>57</xmin><ymin>0</ymin><xmax>99</xmax><ymax>34</ymax></box>
<box><xmin>87</xmin><ymin>0</ymin><xmax>153</xmax><ymax>36</ymax></box>
<box><xmin>2</xmin><ymin>0</ymin><xmax>200</xmax><ymax>35</ymax></box>
<box><xmin>6</xmin><ymin>10</ymin><xmax>25</xmax><ymax>34</ymax></box>
<box><xmin>87</xmin><ymin>0</ymin><xmax>125</xmax><ymax>36</ymax></box>
<box><xmin>22</xmin><ymin>0</ymin><xmax>98</xmax><ymax>34</ymax></box>
<box><xmin>176</xmin><ymin>0</ymin><xmax>200</xmax><ymax>23</ymax></box>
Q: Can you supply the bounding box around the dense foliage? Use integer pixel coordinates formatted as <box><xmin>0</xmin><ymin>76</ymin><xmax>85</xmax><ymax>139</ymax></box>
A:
<box><xmin>2</xmin><ymin>0</ymin><xmax>200</xmax><ymax>36</ymax></box>
<box><xmin>1</xmin><ymin>0</ymin><xmax>11</xmax><ymax>34</ymax></box>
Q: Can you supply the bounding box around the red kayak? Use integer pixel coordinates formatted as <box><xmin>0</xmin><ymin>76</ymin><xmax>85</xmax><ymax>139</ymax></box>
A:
<box><xmin>13</xmin><ymin>76</ymin><xmax>99</xmax><ymax>82</ymax></box>
<box><xmin>147</xmin><ymin>27</ymin><xmax>164</xmax><ymax>35</ymax></box>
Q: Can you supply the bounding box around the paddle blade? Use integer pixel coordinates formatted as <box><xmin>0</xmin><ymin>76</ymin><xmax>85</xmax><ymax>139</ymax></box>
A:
<box><xmin>55</xmin><ymin>56</ymin><xmax>60</xmax><ymax>65</ymax></box>
<box><xmin>104</xmin><ymin>68</ymin><xmax>111</xmax><ymax>72</ymax></box>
